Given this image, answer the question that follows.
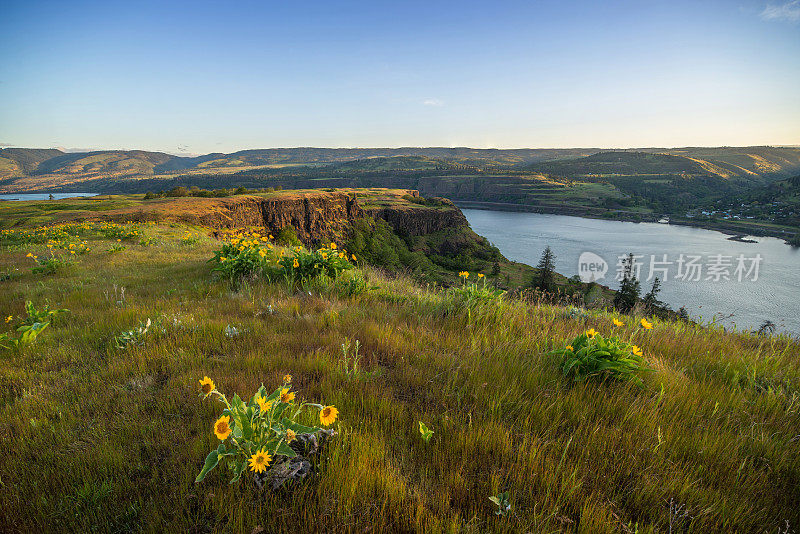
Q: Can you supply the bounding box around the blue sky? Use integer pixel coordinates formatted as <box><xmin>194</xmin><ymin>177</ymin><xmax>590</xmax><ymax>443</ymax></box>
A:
<box><xmin>1</xmin><ymin>0</ymin><xmax>798</xmax><ymax>154</ymax></box>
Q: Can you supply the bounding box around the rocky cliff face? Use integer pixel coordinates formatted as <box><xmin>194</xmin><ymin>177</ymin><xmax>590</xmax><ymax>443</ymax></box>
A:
<box><xmin>99</xmin><ymin>189</ymin><xmax>468</xmax><ymax>244</ymax></box>
<box><xmin>363</xmin><ymin>198</ymin><xmax>469</xmax><ymax>236</ymax></box>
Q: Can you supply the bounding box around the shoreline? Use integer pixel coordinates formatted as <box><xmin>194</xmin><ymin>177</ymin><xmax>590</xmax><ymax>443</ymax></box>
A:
<box><xmin>453</xmin><ymin>200</ymin><xmax>799</xmax><ymax>246</ymax></box>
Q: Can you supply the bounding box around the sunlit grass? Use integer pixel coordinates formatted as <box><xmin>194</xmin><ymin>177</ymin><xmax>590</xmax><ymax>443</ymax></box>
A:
<box><xmin>0</xmin><ymin>223</ymin><xmax>798</xmax><ymax>532</ymax></box>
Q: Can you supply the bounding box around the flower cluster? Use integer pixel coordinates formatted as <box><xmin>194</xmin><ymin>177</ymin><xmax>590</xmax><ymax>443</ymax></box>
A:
<box><xmin>195</xmin><ymin>374</ymin><xmax>339</xmax><ymax>484</ymax></box>
<box><xmin>558</xmin><ymin>321</ymin><xmax>652</xmax><ymax>386</ymax></box>
<box><xmin>211</xmin><ymin>228</ymin><xmax>355</xmax><ymax>284</ymax></box>
<box><xmin>279</xmin><ymin>242</ymin><xmax>354</xmax><ymax>283</ymax></box>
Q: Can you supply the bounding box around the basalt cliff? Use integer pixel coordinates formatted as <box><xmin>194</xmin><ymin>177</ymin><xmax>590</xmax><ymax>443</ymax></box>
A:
<box><xmin>89</xmin><ymin>189</ymin><xmax>469</xmax><ymax>244</ymax></box>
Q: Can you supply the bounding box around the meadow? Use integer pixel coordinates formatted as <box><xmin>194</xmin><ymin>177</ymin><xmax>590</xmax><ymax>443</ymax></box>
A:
<box><xmin>0</xmin><ymin>221</ymin><xmax>798</xmax><ymax>533</ymax></box>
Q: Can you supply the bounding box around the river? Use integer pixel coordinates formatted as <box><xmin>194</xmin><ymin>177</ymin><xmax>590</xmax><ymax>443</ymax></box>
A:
<box><xmin>0</xmin><ymin>192</ymin><xmax>97</xmax><ymax>201</ymax></box>
<box><xmin>462</xmin><ymin>209</ymin><xmax>800</xmax><ymax>336</ymax></box>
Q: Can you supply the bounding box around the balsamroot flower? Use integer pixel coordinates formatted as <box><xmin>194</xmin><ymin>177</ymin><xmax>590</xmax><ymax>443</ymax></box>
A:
<box><xmin>612</xmin><ymin>318</ymin><xmax>623</xmax><ymax>327</ymax></box>
<box><xmin>293</xmin><ymin>258</ymin><xmax>299</xmax><ymax>268</ymax></box>
<box><xmin>280</xmin><ymin>387</ymin><xmax>295</xmax><ymax>404</ymax></box>
<box><xmin>586</xmin><ymin>328</ymin><xmax>597</xmax><ymax>339</ymax></box>
<box><xmin>256</xmin><ymin>394</ymin><xmax>273</xmax><ymax>414</ymax></box>
<box><xmin>199</xmin><ymin>376</ymin><xmax>215</xmax><ymax>397</ymax></box>
<box><xmin>283</xmin><ymin>374</ymin><xmax>292</xmax><ymax>383</ymax></box>
<box><xmin>631</xmin><ymin>345</ymin><xmax>643</xmax><ymax>357</ymax></box>
<box><xmin>213</xmin><ymin>415</ymin><xmax>232</xmax><ymax>440</ymax></box>
<box><xmin>320</xmin><ymin>405</ymin><xmax>338</xmax><ymax>426</ymax></box>
<box><xmin>640</xmin><ymin>318</ymin><xmax>653</xmax><ymax>330</ymax></box>
<box><xmin>248</xmin><ymin>449</ymin><xmax>271</xmax><ymax>473</ymax></box>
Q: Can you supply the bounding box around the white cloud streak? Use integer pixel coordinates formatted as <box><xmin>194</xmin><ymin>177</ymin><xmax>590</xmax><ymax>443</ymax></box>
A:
<box><xmin>760</xmin><ymin>0</ymin><xmax>800</xmax><ymax>22</ymax></box>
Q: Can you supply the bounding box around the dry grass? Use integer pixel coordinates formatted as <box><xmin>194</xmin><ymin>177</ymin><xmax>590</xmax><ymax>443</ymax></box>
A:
<box><xmin>0</xmin><ymin>223</ymin><xmax>798</xmax><ymax>533</ymax></box>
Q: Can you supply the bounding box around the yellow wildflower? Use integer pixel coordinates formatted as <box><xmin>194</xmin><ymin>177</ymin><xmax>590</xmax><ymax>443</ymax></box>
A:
<box><xmin>293</xmin><ymin>258</ymin><xmax>299</xmax><ymax>268</ymax></box>
<box><xmin>631</xmin><ymin>345</ymin><xmax>643</xmax><ymax>357</ymax></box>
<box><xmin>565</xmin><ymin>345</ymin><xmax>574</xmax><ymax>351</ymax></box>
<box><xmin>5</xmin><ymin>316</ymin><xmax>12</xmax><ymax>323</ymax></box>
<box><xmin>199</xmin><ymin>376</ymin><xmax>215</xmax><ymax>397</ymax></box>
<box><xmin>280</xmin><ymin>387</ymin><xmax>295</xmax><ymax>404</ymax></box>
<box><xmin>612</xmin><ymin>318</ymin><xmax>623</xmax><ymax>327</ymax></box>
<box><xmin>351</xmin><ymin>254</ymin><xmax>357</xmax><ymax>261</ymax></box>
<box><xmin>283</xmin><ymin>374</ymin><xmax>292</xmax><ymax>383</ymax></box>
<box><xmin>248</xmin><ymin>449</ymin><xmax>271</xmax><ymax>473</ymax></box>
<box><xmin>320</xmin><ymin>405</ymin><xmax>338</xmax><ymax>426</ymax></box>
<box><xmin>256</xmin><ymin>394</ymin><xmax>273</xmax><ymax>414</ymax></box>
<box><xmin>286</xmin><ymin>429</ymin><xmax>297</xmax><ymax>443</ymax></box>
<box><xmin>213</xmin><ymin>415</ymin><xmax>232</xmax><ymax>440</ymax></box>
<box><xmin>586</xmin><ymin>328</ymin><xmax>597</xmax><ymax>339</ymax></box>
<box><xmin>640</xmin><ymin>318</ymin><xmax>653</xmax><ymax>330</ymax></box>
<box><xmin>330</xmin><ymin>243</ymin><xmax>337</xmax><ymax>249</ymax></box>
<box><xmin>321</xmin><ymin>252</ymin><xmax>328</xmax><ymax>260</ymax></box>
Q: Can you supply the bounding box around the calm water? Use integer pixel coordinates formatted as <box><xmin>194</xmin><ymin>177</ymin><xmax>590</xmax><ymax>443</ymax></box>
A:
<box><xmin>0</xmin><ymin>192</ymin><xmax>97</xmax><ymax>201</ymax></box>
<box><xmin>462</xmin><ymin>209</ymin><xmax>800</xmax><ymax>335</ymax></box>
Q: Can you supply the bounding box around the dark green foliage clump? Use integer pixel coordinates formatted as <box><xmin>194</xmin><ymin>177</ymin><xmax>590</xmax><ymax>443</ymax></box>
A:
<box><xmin>531</xmin><ymin>246</ymin><xmax>556</xmax><ymax>292</ymax></box>
<box><xmin>614</xmin><ymin>253</ymin><xmax>641</xmax><ymax>313</ymax></box>
<box><xmin>275</xmin><ymin>225</ymin><xmax>301</xmax><ymax>246</ymax></box>
<box><xmin>345</xmin><ymin>218</ymin><xmax>433</xmax><ymax>274</ymax></box>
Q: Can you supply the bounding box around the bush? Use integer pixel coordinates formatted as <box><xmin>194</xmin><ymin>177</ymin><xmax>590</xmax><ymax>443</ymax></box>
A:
<box><xmin>279</xmin><ymin>244</ymin><xmax>353</xmax><ymax>285</ymax></box>
<box><xmin>210</xmin><ymin>230</ymin><xmax>353</xmax><ymax>287</ymax></box>
<box><xmin>557</xmin><ymin>329</ymin><xmax>647</xmax><ymax>387</ymax></box>
<box><xmin>275</xmin><ymin>226</ymin><xmax>301</xmax><ymax>247</ymax></box>
<box><xmin>449</xmin><ymin>272</ymin><xmax>504</xmax><ymax>308</ymax></box>
<box><xmin>195</xmin><ymin>376</ymin><xmax>338</xmax><ymax>484</ymax></box>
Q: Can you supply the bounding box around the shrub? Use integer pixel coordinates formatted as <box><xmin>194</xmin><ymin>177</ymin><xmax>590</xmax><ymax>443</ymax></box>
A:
<box><xmin>449</xmin><ymin>271</ymin><xmax>504</xmax><ymax>308</ymax></box>
<box><xmin>275</xmin><ymin>226</ymin><xmax>301</xmax><ymax>246</ymax></box>
<box><xmin>115</xmin><ymin>318</ymin><xmax>151</xmax><ymax>349</ymax></box>
<box><xmin>195</xmin><ymin>376</ymin><xmax>338</xmax><ymax>484</ymax></box>
<box><xmin>557</xmin><ymin>329</ymin><xmax>647</xmax><ymax>387</ymax></box>
<box><xmin>279</xmin><ymin>244</ymin><xmax>353</xmax><ymax>285</ymax></box>
<box><xmin>0</xmin><ymin>301</ymin><xmax>68</xmax><ymax>352</ymax></box>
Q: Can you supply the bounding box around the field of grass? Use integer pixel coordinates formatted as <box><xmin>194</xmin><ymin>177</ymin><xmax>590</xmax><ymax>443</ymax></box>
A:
<box><xmin>1</xmin><ymin>221</ymin><xmax>799</xmax><ymax>533</ymax></box>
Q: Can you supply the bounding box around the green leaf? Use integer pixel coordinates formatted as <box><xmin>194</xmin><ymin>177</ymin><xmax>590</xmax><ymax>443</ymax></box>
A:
<box><xmin>419</xmin><ymin>421</ymin><xmax>434</xmax><ymax>442</ymax></box>
<box><xmin>195</xmin><ymin>450</ymin><xmax>219</xmax><ymax>483</ymax></box>
<box><xmin>275</xmin><ymin>441</ymin><xmax>297</xmax><ymax>457</ymax></box>
<box><xmin>280</xmin><ymin>418</ymin><xmax>319</xmax><ymax>435</ymax></box>
<box><xmin>229</xmin><ymin>457</ymin><xmax>247</xmax><ymax>484</ymax></box>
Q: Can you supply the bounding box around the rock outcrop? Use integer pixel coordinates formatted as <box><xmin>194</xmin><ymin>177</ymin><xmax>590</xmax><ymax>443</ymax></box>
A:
<box><xmin>363</xmin><ymin>197</ymin><xmax>469</xmax><ymax>236</ymax></box>
<box><xmin>90</xmin><ymin>188</ymin><xmax>470</xmax><ymax>244</ymax></box>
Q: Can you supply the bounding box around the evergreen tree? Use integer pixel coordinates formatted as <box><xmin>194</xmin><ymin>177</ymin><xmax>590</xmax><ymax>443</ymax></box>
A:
<box><xmin>532</xmin><ymin>246</ymin><xmax>556</xmax><ymax>293</ymax></box>
<box><xmin>613</xmin><ymin>253</ymin><xmax>641</xmax><ymax>313</ymax></box>
<box><xmin>642</xmin><ymin>277</ymin><xmax>663</xmax><ymax>311</ymax></box>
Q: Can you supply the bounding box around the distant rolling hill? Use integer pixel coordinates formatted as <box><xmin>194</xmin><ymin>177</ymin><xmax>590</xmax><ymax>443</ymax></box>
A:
<box><xmin>2</xmin><ymin>146</ymin><xmax>800</xmax><ymax>202</ymax></box>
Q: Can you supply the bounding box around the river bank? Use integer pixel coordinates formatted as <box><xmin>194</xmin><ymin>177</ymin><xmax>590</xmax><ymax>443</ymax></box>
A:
<box><xmin>454</xmin><ymin>200</ymin><xmax>799</xmax><ymax>246</ymax></box>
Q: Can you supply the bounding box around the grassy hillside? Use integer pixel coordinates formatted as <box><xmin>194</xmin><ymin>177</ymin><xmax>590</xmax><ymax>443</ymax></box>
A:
<box><xmin>0</xmin><ymin>213</ymin><xmax>798</xmax><ymax>532</ymax></box>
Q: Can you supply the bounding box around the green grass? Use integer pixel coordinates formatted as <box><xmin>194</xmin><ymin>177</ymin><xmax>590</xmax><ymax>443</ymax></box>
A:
<box><xmin>0</xmin><ymin>224</ymin><xmax>798</xmax><ymax>532</ymax></box>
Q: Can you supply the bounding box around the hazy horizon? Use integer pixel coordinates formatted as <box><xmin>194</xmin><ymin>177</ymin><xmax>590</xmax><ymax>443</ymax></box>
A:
<box><xmin>2</xmin><ymin>143</ymin><xmax>800</xmax><ymax>159</ymax></box>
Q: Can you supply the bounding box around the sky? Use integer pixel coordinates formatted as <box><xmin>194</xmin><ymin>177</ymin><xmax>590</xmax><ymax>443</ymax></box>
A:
<box><xmin>1</xmin><ymin>0</ymin><xmax>799</xmax><ymax>155</ymax></box>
